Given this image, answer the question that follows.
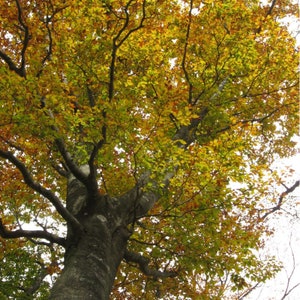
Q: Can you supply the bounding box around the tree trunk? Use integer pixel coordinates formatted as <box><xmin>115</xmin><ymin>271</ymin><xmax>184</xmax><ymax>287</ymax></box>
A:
<box><xmin>49</xmin><ymin>170</ymin><xmax>131</xmax><ymax>299</ymax></box>
<box><xmin>49</xmin><ymin>212</ymin><xmax>130</xmax><ymax>299</ymax></box>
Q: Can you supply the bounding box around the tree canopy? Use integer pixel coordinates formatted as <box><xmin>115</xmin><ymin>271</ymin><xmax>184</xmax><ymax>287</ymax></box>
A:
<box><xmin>0</xmin><ymin>0</ymin><xmax>299</xmax><ymax>299</ymax></box>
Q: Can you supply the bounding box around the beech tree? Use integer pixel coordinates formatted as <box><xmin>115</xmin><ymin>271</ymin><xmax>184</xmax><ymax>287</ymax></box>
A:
<box><xmin>0</xmin><ymin>0</ymin><xmax>299</xmax><ymax>299</ymax></box>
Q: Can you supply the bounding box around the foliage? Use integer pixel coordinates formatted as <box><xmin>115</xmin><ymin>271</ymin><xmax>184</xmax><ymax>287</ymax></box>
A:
<box><xmin>0</xmin><ymin>0</ymin><xmax>298</xmax><ymax>298</ymax></box>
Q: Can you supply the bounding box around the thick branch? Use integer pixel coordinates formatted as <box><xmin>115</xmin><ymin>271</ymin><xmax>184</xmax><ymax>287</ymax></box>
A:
<box><xmin>0</xmin><ymin>149</ymin><xmax>83</xmax><ymax>234</ymax></box>
<box><xmin>15</xmin><ymin>0</ymin><xmax>29</xmax><ymax>77</ymax></box>
<box><xmin>56</xmin><ymin>139</ymin><xmax>99</xmax><ymax>196</ymax></box>
<box><xmin>55</xmin><ymin>138</ymin><xmax>90</xmax><ymax>185</ymax></box>
<box><xmin>181</xmin><ymin>0</ymin><xmax>194</xmax><ymax>104</ymax></box>
<box><xmin>43</xmin><ymin>107</ymin><xmax>98</xmax><ymax>195</ymax></box>
<box><xmin>36</xmin><ymin>16</ymin><xmax>53</xmax><ymax>78</ymax></box>
<box><xmin>51</xmin><ymin>162</ymin><xmax>69</xmax><ymax>178</ymax></box>
<box><xmin>88</xmin><ymin>140</ymin><xmax>105</xmax><ymax>195</ymax></box>
<box><xmin>0</xmin><ymin>218</ymin><xmax>65</xmax><ymax>246</ymax></box>
<box><xmin>0</xmin><ymin>0</ymin><xmax>31</xmax><ymax>77</ymax></box>
<box><xmin>124</xmin><ymin>250</ymin><xmax>177</xmax><ymax>278</ymax></box>
<box><xmin>0</xmin><ymin>50</ymin><xmax>25</xmax><ymax>77</ymax></box>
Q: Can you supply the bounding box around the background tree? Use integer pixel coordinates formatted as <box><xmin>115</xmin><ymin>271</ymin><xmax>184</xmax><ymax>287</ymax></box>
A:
<box><xmin>0</xmin><ymin>0</ymin><xmax>298</xmax><ymax>299</ymax></box>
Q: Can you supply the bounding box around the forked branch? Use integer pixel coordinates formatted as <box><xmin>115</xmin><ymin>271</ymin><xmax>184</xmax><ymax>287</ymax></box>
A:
<box><xmin>0</xmin><ymin>218</ymin><xmax>66</xmax><ymax>246</ymax></box>
<box><xmin>262</xmin><ymin>180</ymin><xmax>300</xmax><ymax>219</ymax></box>
<box><xmin>0</xmin><ymin>149</ymin><xmax>83</xmax><ymax>234</ymax></box>
<box><xmin>280</xmin><ymin>234</ymin><xmax>300</xmax><ymax>299</ymax></box>
<box><xmin>109</xmin><ymin>0</ymin><xmax>147</xmax><ymax>100</ymax></box>
<box><xmin>0</xmin><ymin>0</ymin><xmax>29</xmax><ymax>77</ymax></box>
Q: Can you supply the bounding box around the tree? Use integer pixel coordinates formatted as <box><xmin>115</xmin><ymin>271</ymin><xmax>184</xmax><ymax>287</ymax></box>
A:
<box><xmin>0</xmin><ymin>0</ymin><xmax>298</xmax><ymax>298</ymax></box>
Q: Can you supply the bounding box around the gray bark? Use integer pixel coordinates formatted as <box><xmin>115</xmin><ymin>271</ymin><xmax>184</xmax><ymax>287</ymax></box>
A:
<box><xmin>49</xmin><ymin>213</ymin><xmax>130</xmax><ymax>299</ymax></box>
<box><xmin>49</xmin><ymin>169</ymin><xmax>131</xmax><ymax>300</ymax></box>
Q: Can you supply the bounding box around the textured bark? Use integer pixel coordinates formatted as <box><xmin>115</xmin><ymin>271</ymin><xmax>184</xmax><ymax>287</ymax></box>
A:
<box><xmin>49</xmin><ymin>213</ymin><xmax>130</xmax><ymax>299</ymax></box>
<box><xmin>49</xmin><ymin>169</ymin><xmax>131</xmax><ymax>300</ymax></box>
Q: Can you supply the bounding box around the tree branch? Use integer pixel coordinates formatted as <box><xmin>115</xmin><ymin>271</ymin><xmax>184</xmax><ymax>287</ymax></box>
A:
<box><xmin>109</xmin><ymin>0</ymin><xmax>146</xmax><ymax>100</ymax></box>
<box><xmin>35</xmin><ymin>3</ymin><xmax>69</xmax><ymax>77</ymax></box>
<box><xmin>0</xmin><ymin>218</ymin><xmax>66</xmax><ymax>246</ymax></box>
<box><xmin>256</xmin><ymin>0</ymin><xmax>277</xmax><ymax>34</ymax></box>
<box><xmin>115</xmin><ymin>0</ymin><xmax>147</xmax><ymax>48</ymax></box>
<box><xmin>119</xmin><ymin>106</ymin><xmax>209</xmax><ymax>221</ymax></box>
<box><xmin>87</xmin><ymin>140</ymin><xmax>105</xmax><ymax>195</ymax></box>
<box><xmin>173</xmin><ymin>107</ymin><xmax>209</xmax><ymax>146</ymax></box>
<box><xmin>0</xmin><ymin>149</ymin><xmax>83</xmax><ymax>234</ymax></box>
<box><xmin>36</xmin><ymin>15</ymin><xmax>53</xmax><ymax>78</ymax></box>
<box><xmin>121</xmin><ymin>78</ymin><xmax>230</xmax><ymax>220</ymax></box>
<box><xmin>181</xmin><ymin>0</ymin><xmax>194</xmax><ymax>104</ymax></box>
<box><xmin>280</xmin><ymin>234</ymin><xmax>300</xmax><ymax>300</ymax></box>
<box><xmin>124</xmin><ymin>250</ymin><xmax>177</xmax><ymax>278</ymax></box>
<box><xmin>55</xmin><ymin>138</ymin><xmax>89</xmax><ymax>185</ymax></box>
<box><xmin>23</xmin><ymin>265</ymin><xmax>48</xmax><ymax>297</ymax></box>
<box><xmin>15</xmin><ymin>0</ymin><xmax>30</xmax><ymax>77</ymax></box>
<box><xmin>261</xmin><ymin>180</ymin><xmax>300</xmax><ymax>219</ymax></box>
<box><xmin>42</xmin><ymin>109</ymin><xmax>91</xmax><ymax>188</ymax></box>
<box><xmin>0</xmin><ymin>50</ymin><xmax>25</xmax><ymax>77</ymax></box>
<box><xmin>41</xmin><ymin>104</ymin><xmax>97</xmax><ymax>196</ymax></box>
<box><xmin>61</xmin><ymin>152</ymin><xmax>98</xmax><ymax>201</ymax></box>
<box><xmin>266</xmin><ymin>0</ymin><xmax>277</xmax><ymax>17</ymax></box>
<box><xmin>0</xmin><ymin>0</ymin><xmax>31</xmax><ymax>77</ymax></box>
